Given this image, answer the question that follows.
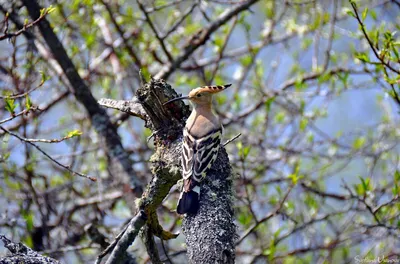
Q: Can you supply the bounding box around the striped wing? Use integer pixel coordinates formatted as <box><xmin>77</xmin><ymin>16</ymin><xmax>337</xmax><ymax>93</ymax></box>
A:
<box><xmin>182</xmin><ymin>128</ymin><xmax>222</xmax><ymax>184</ymax></box>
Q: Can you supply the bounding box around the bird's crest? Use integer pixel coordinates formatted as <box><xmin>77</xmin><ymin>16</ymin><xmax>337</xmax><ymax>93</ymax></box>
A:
<box><xmin>189</xmin><ymin>84</ymin><xmax>231</xmax><ymax>97</ymax></box>
<box><xmin>197</xmin><ymin>84</ymin><xmax>231</xmax><ymax>94</ymax></box>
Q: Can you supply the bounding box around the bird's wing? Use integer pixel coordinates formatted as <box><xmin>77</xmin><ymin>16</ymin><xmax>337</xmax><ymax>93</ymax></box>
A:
<box><xmin>182</xmin><ymin>128</ymin><xmax>222</xmax><ymax>189</ymax></box>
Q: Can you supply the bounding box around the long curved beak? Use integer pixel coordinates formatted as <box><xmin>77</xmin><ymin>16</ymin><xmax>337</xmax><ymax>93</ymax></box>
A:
<box><xmin>163</xmin><ymin>96</ymin><xmax>190</xmax><ymax>105</ymax></box>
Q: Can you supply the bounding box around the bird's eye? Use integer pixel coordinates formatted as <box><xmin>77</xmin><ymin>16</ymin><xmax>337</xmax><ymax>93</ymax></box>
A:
<box><xmin>196</xmin><ymin>94</ymin><xmax>202</xmax><ymax>97</ymax></box>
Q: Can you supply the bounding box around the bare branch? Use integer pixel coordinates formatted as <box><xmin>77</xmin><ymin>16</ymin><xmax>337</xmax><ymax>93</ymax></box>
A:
<box><xmin>0</xmin><ymin>125</ymin><xmax>97</xmax><ymax>181</ymax></box>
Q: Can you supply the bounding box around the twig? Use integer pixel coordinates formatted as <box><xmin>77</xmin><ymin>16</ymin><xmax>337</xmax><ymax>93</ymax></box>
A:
<box><xmin>99</xmin><ymin>0</ymin><xmax>142</xmax><ymax>68</ymax></box>
<box><xmin>3</xmin><ymin>132</ymin><xmax>80</xmax><ymax>143</ymax></box>
<box><xmin>22</xmin><ymin>0</ymin><xmax>143</xmax><ymax>193</ymax></box>
<box><xmin>0</xmin><ymin>76</ymin><xmax>46</xmax><ymax>99</ymax></box>
<box><xmin>223</xmin><ymin>133</ymin><xmax>242</xmax><ymax>146</ymax></box>
<box><xmin>236</xmin><ymin>185</ymin><xmax>293</xmax><ymax>245</ymax></box>
<box><xmin>160</xmin><ymin>239</ymin><xmax>174</xmax><ymax>264</ymax></box>
<box><xmin>95</xmin><ymin>223</ymin><xmax>131</xmax><ymax>264</ymax></box>
<box><xmin>155</xmin><ymin>0</ymin><xmax>260</xmax><ymax>80</ymax></box>
<box><xmin>0</xmin><ymin>126</ymin><xmax>97</xmax><ymax>182</ymax></box>
<box><xmin>161</xmin><ymin>3</ymin><xmax>198</xmax><ymax>40</ymax></box>
<box><xmin>101</xmin><ymin>210</ymin><xmax>147</xmax><ymax>264</ymax></box>
<box><xmin>40</xmin><ymin>244</ymin><xmax>101</xmax><ymax>254</ymax></box>
<box><xmin>0</xmin><ymin>91</ymin><xmax>69</xmax><ymax>137</ymax></box>
<box><xmin>146</xmin><ymin>0</ymin><xmax>186</xmax><ymax>12</ymax></box>
<box><xmin>137</xmin><ymin>0</ymin><xmax>174</xmax><ymax>62</ymax></box>
<box><xmin>208</xmin><ymin>16</ymin><xmax>238</xmax><ymax>84</ymax></box>
<box><xmin>0</xmin><ymin>9</ymin><xmax>51</xmax><ymax>41</ymax></box>
<box><xmin>350</xmin><ymin>1</ymin><xmax>400</xmax><ymax>75</ymax></box>
<box><xmin>0</xmin><ymin>107</ymin><xmax>39</xmax><ymax>125</ymax></box>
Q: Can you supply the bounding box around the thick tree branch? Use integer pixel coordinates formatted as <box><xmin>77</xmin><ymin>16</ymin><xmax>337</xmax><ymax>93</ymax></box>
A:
<box><xmin>102</xmin><ymin>211</ymin><xmax>147</xmax><ymax>264</ymax></box>
<box><xmin>21</xmin><ymin>0</ymin><xmax>143</xmax><ymax>194</ymax></box>
<box><xmin>99</xmin><ymin>78</ymin><xmax>235</xmax><ymax>263</ymax></box>
<box><xmin>0</xmin><ymin>234</ymin><xmax>60</xmax><ymax>264</ymax></box>
<box><xmin>98</xmin><ymin>98</ymin><xmax>147</xmax><ymax>121</ymax></box>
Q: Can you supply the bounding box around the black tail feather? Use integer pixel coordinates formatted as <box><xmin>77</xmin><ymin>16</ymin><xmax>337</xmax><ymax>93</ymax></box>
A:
<box><xmin>177</xmin><ymin>191</ymin><xmax>199</xmax><ymax>215</ymax></box>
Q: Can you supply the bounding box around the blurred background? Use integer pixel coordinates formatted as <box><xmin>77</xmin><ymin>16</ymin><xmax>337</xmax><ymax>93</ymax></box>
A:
<box><xmin>0</xmin><ymin>0</ymin><xmax>399</xmax><ymax>263</ymax></box>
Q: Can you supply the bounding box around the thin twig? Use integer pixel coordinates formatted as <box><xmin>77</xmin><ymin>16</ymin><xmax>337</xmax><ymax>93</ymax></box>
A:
<box><xmin>0</xmin><ymin>126</ymin><xmax>96</xmax><ymax>181</ymax></box>
<box><xmin>350</xmin><ymin>1</ymin><xmax>399</xmax><ymax>75</ymax></box>
<box><xmin>0</xmin><ymin>9</ymin><xmax>51</xmax><ymax>41</ymax></box>
<box><xmin>137</xmin><ymin>0</ymin><xmax>174</xmax><ymax>62</ymax></box>
<box><xmin>0</xmin><ymin>77</ymin><xmax>46</xmax><ymax>99</ymax></box>
<box><xmin>0</xmin><ymin>107</ymin><xmax>39</xmax><ymax>125</ymax></box>
<box><xmin>155</xmin><ymin>0</ymin><xmax>260</xmax><ymax>80</ymax></box>
<box><xmin>102</xmin><ymin>210</ymin><xmax>147</xmax><ymax>264</ymax></box>
<box><xmin>223</xmin><ymin>133</ymin><xmax>242</xmax><ymax>146</ymax></box>
<box><xmin>160</xmin><ymin>239</ymin><xmax>174</xmax><ymax>264</ymax></box>
<box><xmin>161</xmin><ymin>3</ymin><xmax>198</xmax><ymax>40</ymax></box>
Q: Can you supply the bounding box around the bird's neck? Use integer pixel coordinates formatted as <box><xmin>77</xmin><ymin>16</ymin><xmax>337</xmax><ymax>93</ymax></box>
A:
<box><xmin>186</xmin><ymin>103</ymin><xmax>219</xmax><ymax>137</ymax></box>
<box><xmin>192</xmin><ymin>103</ymin><xmax>212</xmax><ymax>115</ymax></box>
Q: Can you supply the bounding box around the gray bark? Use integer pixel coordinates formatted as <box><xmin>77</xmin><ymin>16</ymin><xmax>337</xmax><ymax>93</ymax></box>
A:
<box><xmin>182</xmin><ymin>149</ymin><xmax>236</xmax><ymax>264</ymax></box>
<box><xmin>0</xmin><ymin>234</ymin><xmax>60</xmax><ymax>264</ymax></box>
<box><xmin>139</xmin><ymin>79</ymin><xmax>236</xmax><ymax>263</ymax></box>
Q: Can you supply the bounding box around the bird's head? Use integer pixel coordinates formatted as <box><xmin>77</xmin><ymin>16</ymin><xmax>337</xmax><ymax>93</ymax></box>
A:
<box><xmin>164</xmin><ymin>84</ymin><xmax>231</xmax><ymax>106</ymax></box>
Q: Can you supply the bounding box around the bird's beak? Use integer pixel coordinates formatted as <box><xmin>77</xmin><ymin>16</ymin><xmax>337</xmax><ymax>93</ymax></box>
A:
<box><xmin>163</xmin><ymin>96</ymin><xmax>190</xmax><ymax>105</ymax></box>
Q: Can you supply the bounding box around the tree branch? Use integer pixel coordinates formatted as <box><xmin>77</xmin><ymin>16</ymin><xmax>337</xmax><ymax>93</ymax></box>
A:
<box><xmin>0</xmin><ymin>234</ymin><xmax>60</xmax><ymax>264</ymax></box>
<box><xmin>103</xmin><ymin>211</ymin><xmax>147</xmax><ymax>264</ymax></box>
<box><xmin>98</xmin><ymin>78</ymin><xmax>236</xmax><ymax>263</ymax></box>
<box><xmin>21</xmin><ymin>0</ymin><xmax>143</xmax><ymax>195</ymax></box>
<box><xmin>155</xmin><ymin>0</ymin><xmax>260</xmax><ymax>80</ymax></box>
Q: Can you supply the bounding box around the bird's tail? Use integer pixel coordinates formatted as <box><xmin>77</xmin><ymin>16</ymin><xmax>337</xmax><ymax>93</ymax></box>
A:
<box><xmin>177</xmin><ymin>186</ymin><xmax>200</xmax><ymax>215</ymax></box>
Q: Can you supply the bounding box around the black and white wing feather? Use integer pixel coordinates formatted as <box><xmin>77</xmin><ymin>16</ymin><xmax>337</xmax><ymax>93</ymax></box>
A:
<box><xmin>182</xmin><ymin>127</ymin><xmax>222</xmax><ymax>189</ymax></box>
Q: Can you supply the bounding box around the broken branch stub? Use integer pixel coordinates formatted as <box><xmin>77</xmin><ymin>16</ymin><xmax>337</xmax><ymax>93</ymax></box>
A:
<box><xmin>135</xmin><ymin>78</ymin><xmax>190</xmax><ymax>139</ymax></box>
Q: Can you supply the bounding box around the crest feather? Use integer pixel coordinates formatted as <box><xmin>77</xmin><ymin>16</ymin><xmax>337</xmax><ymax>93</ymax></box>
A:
<box><xmin>198</xmin><ymin>84</ymin><xmax>231</xmax><ymax>93</ymax></box>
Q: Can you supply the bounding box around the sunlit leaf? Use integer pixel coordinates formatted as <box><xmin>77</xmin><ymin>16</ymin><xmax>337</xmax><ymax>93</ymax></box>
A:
<box><xmin>66</xmin><ymin>129</ymin><xmax>83</xmax><ymax>138</ymax></box>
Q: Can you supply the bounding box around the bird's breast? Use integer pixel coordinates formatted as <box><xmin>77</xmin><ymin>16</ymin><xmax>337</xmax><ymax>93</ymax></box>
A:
<box><xmin>186</xmin><ymin>113</ymin><xmax>220</xmax><ymax>138</ymax></box>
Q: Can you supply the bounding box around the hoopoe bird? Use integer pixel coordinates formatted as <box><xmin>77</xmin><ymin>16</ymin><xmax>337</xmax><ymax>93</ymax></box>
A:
<box><xmin>164</xmin><ymin>84</ymin><xmax>231</xmax><ymax>214</ymax></box>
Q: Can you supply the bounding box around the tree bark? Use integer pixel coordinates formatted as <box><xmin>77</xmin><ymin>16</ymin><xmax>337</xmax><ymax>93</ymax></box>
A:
<box><xmin>182</xmin><ymin>148</ymin><xmax>236</xmax><ymax>264</ymax></box>
<box><xmin>0</xmin><ymin>234</ymin><xmax>60</xmax><ymax>264</ymax></box>
<box><xmin>99</xmin><ymin>78</ymin><xmax>236</xmax><ymax>263</ymax></box>
<box><xmin>21</xmin><ymin>0</ymin><xmax>143</xmax><ymax>196</ymax></box>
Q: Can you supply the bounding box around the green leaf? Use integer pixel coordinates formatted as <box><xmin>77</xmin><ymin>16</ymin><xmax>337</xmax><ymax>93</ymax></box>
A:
<box><xmin>275</xmin><ymin>111</ymin><xmax>286</xmax><ymax>123</ymax></box>
<box><xmin>25</xmin><ymin>95</ymin><xmax>32</xmax><ymax>111</ymax></box>
<box><xmin>301</xmin><ymin>38</ymin><xmax>313</xmax><ymax>50</ymax></box>
<box><xmin>361</xmin><ymin>8</ymin><xmax>368</xmax><ymax>22</ymax></box>
<box><xmin>46</xmin><ymin>5</ymin><xmax>56</xmax><ymax>14</ymax></box>
<box><xmin>355</xmin><ymin>52</ymin><xmax>370</xmax><ymax>63</ymax></box>
<box><xmin>237</xmin><ymin>142</ymin><xmax>251</xmax><ymax>159</ymax></box>
<box><xmin>318</xmin><ymin>72</ymin><xmax>331</xmax><ymax>84</ymax></box>
<box><xmin>395</xmin><ymin>170</ymin><xmax>400</xmax><ymax>182</ymax></box>
<box><xmin>353</xmin><ymin>137</ymin><xmax>366</xmax><ymax>150</ymax></box>
<box><xmin>288</xmin><ymin>173</ymin><xmax>303</xmax><ymax>185</ymax></box>
<box><xmin>299</xmin><ymin>118</ymin><xmax>308</xmax><ymax>132</ymax></box>
<box><xmin>265</xmin><ymin>97</ymin><xmax>275</xmax><ymax>112</ymax></box>
<box><xmin>5</xmin><ymin>98</ymin><xmax>16</xmax><ymax>115</ymax></box>
<box><xmin>346</xmin><ymin>10</ymin><xmax>356</xmax><ymax>18</ymax></box>
<box><xmin>369</xmin><ymin>9</ymin><xmax>377</xmax><ymax>20</ymax></box>
<box><xmin>66</xmin><ymin>129</ymin><xmax>83</xmax><ymax>138</ymax></box>
<box><xmin>22</xmin><ymin>211</ymin><xmax>34</xmax><ymax>232</ymax></box>
<box><xmin>242</xmin><ymin>146</ymin><xmax>251</xmax><ymax>159</ymax></box>
<box><xmin>23</xmin><ymin>236</ymin><xmax>33</xmax><ymax>248</ymax></box>
<box><xmin>40</xmin><ymin>71</ymin><xmax>50</xmax><ymax>83</ymax></box>
<box><xmin>40</xmin><ymin>8</ymin><xmax>46</xmax><ymax>16</ymax></box>
<box><xmin>239</xmin><ymin>55</ymin><xmax>252</xmax><ymax>67</ymax></box>
<box><xmin>359</xmin><ymin>176</ymin><xmax>371</xmax><ymax>194</ymax></box>
<box><xmin>1</xmin><ymin>152</ymin><xmax>10</xmax><ymax>161</ymax></box>
<box><xmin>392</xmin><ymin>183</ymin><xmax>399</xmax><ymax>197</ymax></box>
